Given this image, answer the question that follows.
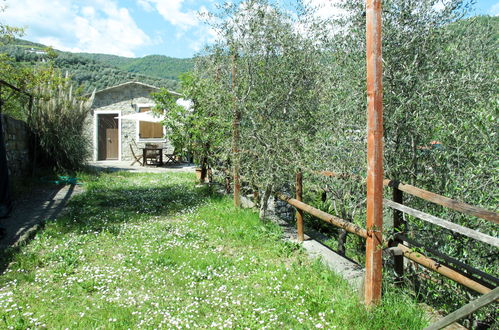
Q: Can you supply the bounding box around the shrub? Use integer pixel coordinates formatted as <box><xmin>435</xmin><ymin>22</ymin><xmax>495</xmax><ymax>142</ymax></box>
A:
<box><xmin>31</xmin><ymin>70</ymin><xmax>94</xmax><ymax>171</ymax></box>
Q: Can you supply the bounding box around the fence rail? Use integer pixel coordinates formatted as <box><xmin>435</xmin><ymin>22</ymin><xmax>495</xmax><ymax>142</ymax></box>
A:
<box><xmin>278</xmin><ymin>170</ymin><xmax>498</xmax><ymax>326</ymax></box>
<box><xmin>383</xmin><ymin>179</ymin><xmax>499</xmax><ymax>224</ymax></box>
<box><xmin>384</xmin><ymin>199</ymin><xmax>499</xmax><ymax>247</ymax></box>
<box><xmin>320</xmin><ymin>170</ymin><xmax>498</xmax><ymax>224</ymax></box>
<box><xmin>396</xmin><ymin>244</ymin><xmax>491</xmax><ymax>295</ymax></box>
<box><xmin>276</xmin><ymin>192</ymin><xmax>368</xmax><ymax>239</ymax></box>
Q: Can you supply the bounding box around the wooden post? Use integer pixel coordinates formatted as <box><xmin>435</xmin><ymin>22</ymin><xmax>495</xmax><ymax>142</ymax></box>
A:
<box><xmin>365</xmin><ymin>0</ymin><xmax>384</xmax><ymax>306</ymax></box>
<box><xmin>231</xmin><ymin>51</ymin><xmax>241</xmax><ymax>208</ymax></box>
<box><xmin>392</xmin><ymin>184</ymin><xmax>404</xmax><ymax>283</ymax></box>
<box><xmin>295</xmin><ymin>171</ymin><xmax>304</xmax><ymax>242</ymax></box>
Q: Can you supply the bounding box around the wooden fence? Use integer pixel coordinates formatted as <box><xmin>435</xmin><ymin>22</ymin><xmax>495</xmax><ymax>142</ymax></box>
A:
<box><xmin>276</xmin><ymin>170</ymin><xmax>498</xmax><ymax>326</ymax></box>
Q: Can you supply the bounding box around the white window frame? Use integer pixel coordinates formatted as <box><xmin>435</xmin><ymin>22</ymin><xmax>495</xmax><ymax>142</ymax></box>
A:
<box><xmin>135</xmin><ymin>103</ymin><xmax>166</xmax><ymax>143</ymax></box>
<box><xmin>93</xmin><ymin>110</ymin><xmax>122</xmax><ymax>161</ymax></box>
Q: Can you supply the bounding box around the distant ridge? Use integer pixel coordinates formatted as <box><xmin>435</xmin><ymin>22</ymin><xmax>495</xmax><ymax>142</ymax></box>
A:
<box><xmin>76</xmin><ymin>53</ymin><xmax>194</xmax><ymax>81</ymax></box>
<box><xmin>0</xmin><ymin>39</ymin><xmax>194</xmax><ymax>93</ymax></box>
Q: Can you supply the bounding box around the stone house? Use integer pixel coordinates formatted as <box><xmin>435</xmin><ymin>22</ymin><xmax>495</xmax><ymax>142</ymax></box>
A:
<box><xmin>84</xmin><ymin>81</ymin><xmax>179</xmax><ymax>162</ymax></box>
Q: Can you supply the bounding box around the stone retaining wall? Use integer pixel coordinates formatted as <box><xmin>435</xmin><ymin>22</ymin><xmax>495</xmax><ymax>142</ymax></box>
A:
<box><xmin>1</xmin><ymin>114</ymin><xmax>30</xmax><ymax>177</ymax></box>
<box><xmin>267</xmin><ymin>195</ymin><xmax>295</xmax><ymax>222</ymax></box>
<box><xmin>240</xmin><ymin>191</ymin><xmax>295</xmax><ymax>223</ymax></box>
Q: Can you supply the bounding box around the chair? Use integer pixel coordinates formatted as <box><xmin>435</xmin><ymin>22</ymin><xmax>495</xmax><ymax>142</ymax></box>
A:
<box><xmin>129</xmin><ymin>144</ymin><xmax>143</xmax><ymax>166</ymax></box>
<box><xmin>163</xmin><ymin>148</ymin><xmax>178</xmax><ymax>165</ymax></box>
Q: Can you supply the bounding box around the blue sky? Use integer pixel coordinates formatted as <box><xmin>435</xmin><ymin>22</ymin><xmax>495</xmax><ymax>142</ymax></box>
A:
<box><xmin>2</xmin><ymin>0</ymin><xmax>498</xmax><ymax>59</ymax></box>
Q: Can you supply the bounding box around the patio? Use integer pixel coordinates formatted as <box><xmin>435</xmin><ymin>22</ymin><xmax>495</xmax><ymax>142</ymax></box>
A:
<box><xmin>87</xmin><ymin>161</ymin><xmax>196</xmax><ymax>173</ymax></box>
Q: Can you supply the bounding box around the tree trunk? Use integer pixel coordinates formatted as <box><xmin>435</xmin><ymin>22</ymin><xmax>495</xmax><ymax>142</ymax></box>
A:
<box><xmin>259</xmin><ymin>185</ymin><xmax>273</xmax><ymax>220</ymax></box>
<box><xmin>200</xmin><ymin>155</ymin><xmax>208</xmax><ymax>183</ymax></box>
<box><xmin>252</xmin><ymin>184</ymin><xmax>260</xmax><ymax>207</ymax></box>
<box><xmin>337</xmin><ymin>210</ymin><xmax>350</xmax><ymax>256</ymax></box>
<box><xmin>200</xmin><ymin>143</ymin><xmax>210</xmax><ymax>183</ymax></box>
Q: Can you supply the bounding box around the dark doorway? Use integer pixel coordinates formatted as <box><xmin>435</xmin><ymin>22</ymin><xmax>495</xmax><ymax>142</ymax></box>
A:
<box><xmin>97</xmin><ymin>114</ymin><xmax>119</xmax><ymax>160</ymax></box>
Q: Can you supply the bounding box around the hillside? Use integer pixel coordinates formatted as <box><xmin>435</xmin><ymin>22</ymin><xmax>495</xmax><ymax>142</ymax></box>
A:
<box><xmin>76</xmin><ymin>53</ymin><xmax>194</xmax><ymax>81</ymax></box>
<box><xmin>0</xmin><ymin>39</ymin><xmax>193</xmax><ymax>92</ymax></box>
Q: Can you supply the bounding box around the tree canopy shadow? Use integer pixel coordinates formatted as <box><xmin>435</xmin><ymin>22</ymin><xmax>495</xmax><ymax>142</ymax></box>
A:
<box><xmin>0</xmin><ymin>175</ymin><xmax>220</xmax><ymax>276</ymax></box>
<box><xmin>53</xmin><ymin>182</ymin><xmax>216</xmax><ymax>235</ymax></box>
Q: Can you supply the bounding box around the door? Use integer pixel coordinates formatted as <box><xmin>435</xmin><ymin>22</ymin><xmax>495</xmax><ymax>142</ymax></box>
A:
<box><xmin>98</xmin><ymin>114</ymin><xmax>119</xmax><ymax>160</ymax></box>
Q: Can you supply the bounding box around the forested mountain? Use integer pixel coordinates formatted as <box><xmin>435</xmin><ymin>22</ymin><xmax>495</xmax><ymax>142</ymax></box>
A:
<box><xmin>76</xmin><ymin>53</ymin><xmax>194</xmax><ymax>81</ymax></box>
<box><xmin>0</xmin><ymin>39</ymin><xmax>193</xmax><ymax>92</ymax></box>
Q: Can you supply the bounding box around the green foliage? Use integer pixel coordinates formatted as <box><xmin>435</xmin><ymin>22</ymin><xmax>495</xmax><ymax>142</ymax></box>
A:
<box><xmin>0</xmin><ymin>7</ymin><xmax>29</xmax><ymax>119</ymax></box>
<box><xmin>194</xmin><ymin>0</ymin><xmax>497</xmax><ymax>324</ymax></box>
<box><xmin>326</xmin><ymin>2</ymin><xmax>498</xmax><ymax>319</ymax></box>
<box><xmin>0</xmin><ymin>39</ymin><xmax>181</xmax><ymax>93</ymax></box>
<box><xmin>198</xmin><ymin>0</ymin><xmax>331</xmax><ymax>193</ymax></box>
<box><xmin>76</xmin><ymin>53</ymin><xmax>194</xmax><ymax>81</ymax></box>
<box><xmin>0</xmin><ymin>171</ymin><xmax>428</xmax><ymax>328</ymax></box>
<box><xmin>0</xmin><ymin>53</ymin><xmax>34</xmax><ymax>119</ymax></box>
<box><xmin>152</xmin><ymin>89</ymin><xmax>190</xmax><ymax>153</ymax></box>
<box><xmin>153</xmin><ymin>72</ymin><xmax>231</xmax><ymax>166</ymax></box>
<box><xmin>30</xmin><ymin>69</ymin><xmax>95</xmax><ymax>171</ymax></box>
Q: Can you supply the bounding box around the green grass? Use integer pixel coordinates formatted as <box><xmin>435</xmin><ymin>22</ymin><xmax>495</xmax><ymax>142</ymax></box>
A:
<box><xmin>0</xmin><ymin>171</ymin><xmax>428</xmax><ymax>329</ymax></box>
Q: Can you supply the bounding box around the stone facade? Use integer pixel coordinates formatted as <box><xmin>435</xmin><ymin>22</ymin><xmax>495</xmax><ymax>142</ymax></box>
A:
<box><xmin>84</xmin><ymin>82</ymin><xmax>175</xmax><ymax>162</ymax></box>
<box><xmin>1</xmin><ymin>114</ymin><xmax>30</xmax><ymax>177</ymax></box>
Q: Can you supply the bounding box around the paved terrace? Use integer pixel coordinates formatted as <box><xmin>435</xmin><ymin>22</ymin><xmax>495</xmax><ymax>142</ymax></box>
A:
<box><xmin>87</xmin><ymin>161</ymin><xmax>196</xmax><ymax>173</ymax></box>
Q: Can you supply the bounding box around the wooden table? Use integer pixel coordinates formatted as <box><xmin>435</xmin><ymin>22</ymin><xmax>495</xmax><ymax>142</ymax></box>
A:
<box><xmin>142</xmin><ymin>148</ymin><xmax>163</xmax><ymax>166</ymax></box>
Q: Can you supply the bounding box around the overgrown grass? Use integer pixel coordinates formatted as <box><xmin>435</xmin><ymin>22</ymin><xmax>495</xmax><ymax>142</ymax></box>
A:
<box><xmin>0</xmin><ymin>171</ymin><xmax>428</xmax><ymax>328</ymax></box>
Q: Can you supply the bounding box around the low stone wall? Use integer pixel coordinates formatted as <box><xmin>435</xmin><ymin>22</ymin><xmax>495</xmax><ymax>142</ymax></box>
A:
<box><xmin>1</xmin><ymin>114</ymin><xmax>30</xmax><ymax>177</ymax></box>
<box><xmin>240</xmin><ymin>192</ymin><xmax>295</xmax><ymax>223</ymax></box>
<box><xmin>267</xmin><ymin>196</ymin><xmax>295</xmax><ymax>221</ymax></box>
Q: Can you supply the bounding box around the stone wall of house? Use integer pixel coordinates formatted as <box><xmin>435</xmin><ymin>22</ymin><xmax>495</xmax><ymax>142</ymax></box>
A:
<box><xmin>1</xmin><ymin>114</ymin><xmax>30</xmax><ymax>177</ymax></box>
<box><xmin>84</xmin><ymin>83</ymin><xmax>174</xmax><ymax>162</ymax></box>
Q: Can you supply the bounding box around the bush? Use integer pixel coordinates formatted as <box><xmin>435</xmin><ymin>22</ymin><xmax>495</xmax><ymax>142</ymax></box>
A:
<box><xmin>31</xmin><ymin>70</ymin><xmax>94</xmax><ymax>171</ymax></box>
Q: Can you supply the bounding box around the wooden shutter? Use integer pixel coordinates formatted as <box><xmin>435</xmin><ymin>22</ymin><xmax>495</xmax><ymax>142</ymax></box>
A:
<box><xmin>138</xmin><ymin>107</ymin><xmax>163</xmax><ymax>139</ymax></box>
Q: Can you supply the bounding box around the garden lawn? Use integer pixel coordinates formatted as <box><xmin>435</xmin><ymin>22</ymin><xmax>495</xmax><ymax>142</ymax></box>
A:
<box><xmin>0</xmin><ymin>171</ymin><xmax>428</xmax><ymax>329</ymax></box>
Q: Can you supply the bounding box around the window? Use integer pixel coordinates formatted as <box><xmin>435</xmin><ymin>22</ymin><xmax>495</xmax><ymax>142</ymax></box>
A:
<box><xmin>137</xmin><ymin>106</ymin><xmax>164</xmax><ymax>140</ymax></box>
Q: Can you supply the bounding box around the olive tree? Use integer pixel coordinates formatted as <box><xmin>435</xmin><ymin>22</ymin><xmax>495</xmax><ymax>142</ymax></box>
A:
<box><xmin>153</xmin><ymin>71</ymin><xmax>232</xmax><ymax>182</ymax></box>
<box><xmin>322</xmin><ymin>0</ymin><xmax>497</xmax><ymax>320</ymax></box>
<box><xmin>201</xmin><ymin>0</ymin><xmax>332</xmax><ymax>215</ymax></box>
<box><xmin>197</xmin><ymin>0</ymin><xmax>497</xmax><ymax>322</ymax></box>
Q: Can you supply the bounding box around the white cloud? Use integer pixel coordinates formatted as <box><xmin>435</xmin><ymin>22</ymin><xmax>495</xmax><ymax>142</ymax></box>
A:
<box><xmin>139</xmin><ymin>0</ymin><xmax>201</xmax><ymax>30</ymax></box>
<box><xmin>490</xmin><ymin>2</ymin><xmax>499</xmax><ymax>16</ymax></box>
<box><xmin>137</xmin><ymin>0</ymin><xmax>216</xmax><ymax>54</ymax></box>
<box><xmin>306</xmin><ymin>0</ymin><xmax>345</xmax><ymax>19</ymax></box>
<box><xmin>2</xmin><ymin>0</ymin><xmax>151</xmax><ymax>57</ymax></box>
<box><xmin>189</xmin><ymin>25</ymin><xmax>218</xmax><ymax>53</ymax></box>
<box><xmin>137</xmin><ymin>0</ymin><xmax>154</xmax><ymax>12</ymax></box>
